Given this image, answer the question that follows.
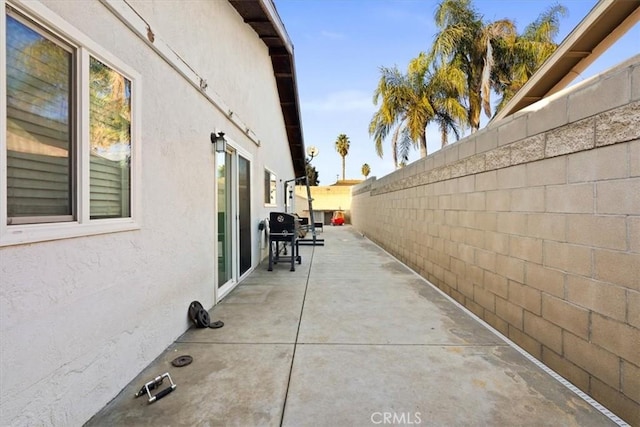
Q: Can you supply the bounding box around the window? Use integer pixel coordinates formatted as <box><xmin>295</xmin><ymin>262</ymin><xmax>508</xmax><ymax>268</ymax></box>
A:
<box><xmin>89</xmin><ymin>57</ymin><xmax>131</xmax><ymax>219</ymax></box>
<box><xmin>6</xmin><ymin>12</ymin><xmax>75</xmax><ymax>223</ymax></box>
<box><xmin>1</xmin><ymin>4</ymin><xmax>140</xmax><ymax>245</ymax></box>
<box><xmin>264</xmin><ymin>169</ymin><xmax>276</xmax><ymax>205</ymax></box>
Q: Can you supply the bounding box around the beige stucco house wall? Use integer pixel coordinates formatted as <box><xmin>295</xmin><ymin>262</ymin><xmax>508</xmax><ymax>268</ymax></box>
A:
<box><xmin>0</xmin><ymin>0</ymin><xmax>303</xmax><ymax>424</ymax></box>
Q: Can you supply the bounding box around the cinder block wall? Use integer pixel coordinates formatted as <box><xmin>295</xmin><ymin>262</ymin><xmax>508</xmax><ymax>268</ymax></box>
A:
<box><xmin>351</xmin><ymin>56</ymin><xmax>640</xmax><ymax>425</ymax></box>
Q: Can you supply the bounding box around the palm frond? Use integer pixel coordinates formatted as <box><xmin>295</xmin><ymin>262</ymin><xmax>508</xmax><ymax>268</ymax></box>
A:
<box><xmin>524</xmin><ymin>4</ymin><xmax>567</xmax><ymax>42</ymax></box>
<box><xmin>481</xmin><ymin>38</ymin><xmax>493</xmax><ymax>117</ymax></box>
<box><xmin>396</xmin><ymin>127</ymin><xmax>413</xmax><ymax>167</ymax></box>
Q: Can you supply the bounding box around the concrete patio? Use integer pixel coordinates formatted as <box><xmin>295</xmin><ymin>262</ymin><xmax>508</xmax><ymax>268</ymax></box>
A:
<box><xmin>86</xmin><ymin>226</ymin><xmax>620</xmax><ymax>426</ymax></box>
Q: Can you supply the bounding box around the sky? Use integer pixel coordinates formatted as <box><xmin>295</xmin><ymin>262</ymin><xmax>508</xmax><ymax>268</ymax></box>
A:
<box><xmin>273</xmin><ymin>0</ymin><xmax>639</xmax><ymax>185</ymax></box>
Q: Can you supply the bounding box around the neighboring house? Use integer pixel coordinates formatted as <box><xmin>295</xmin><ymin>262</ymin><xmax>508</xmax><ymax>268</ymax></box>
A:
<box><xmin>294</xmin><ymin>179</ymin><xmax>363</xmax><ymax>225</ymax></box>
<box><xmin>0</xmin><ymin>0</ymin><xmax>305</xmax><ymax>424</ymax></box>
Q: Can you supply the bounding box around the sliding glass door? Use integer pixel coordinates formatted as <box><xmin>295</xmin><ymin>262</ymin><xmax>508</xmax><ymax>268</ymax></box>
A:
<box><xmin>216</xmin><ymin>148</ymin><xmax>252</xmax><ymax>301</ymax></box>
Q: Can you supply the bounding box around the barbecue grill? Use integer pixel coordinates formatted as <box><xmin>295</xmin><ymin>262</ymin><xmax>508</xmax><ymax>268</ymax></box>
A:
<box><xmin>267</xmin><ymin>212</ymin><xmax>301</xmax><ymax>271</ymax></box>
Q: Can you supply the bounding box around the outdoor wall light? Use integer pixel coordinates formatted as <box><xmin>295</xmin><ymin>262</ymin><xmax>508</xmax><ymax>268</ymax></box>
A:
<box><xmin>211</xmin><ymin>131</ymin><xmax>227</xmax><ymax>153</ymax></box>
<box><xmin>306</xmin><ymin>145</ymin><xmax>319</xmax><ymax>163</ymax></box>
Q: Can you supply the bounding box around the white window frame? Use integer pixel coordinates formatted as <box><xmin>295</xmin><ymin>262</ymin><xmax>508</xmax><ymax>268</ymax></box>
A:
<box><xmin>264</xmin><ymin>167</ymin><xmax>277</xmax><ymax>207</ymax></box>
<box><xmin>0</xmin><ymin>0</ymin><xmax>142</xmax><ymax>246</ymax></box>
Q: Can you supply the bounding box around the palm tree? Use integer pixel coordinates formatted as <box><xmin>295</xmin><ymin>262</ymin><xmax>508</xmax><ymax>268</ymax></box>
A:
<box><xmin>431</xmin><ymin>0</ymin><xmax>516</xmax><ymax>132</ymax></box>
<box><xmin>492</xmin><ymin>4</ymin><xmax>567</xmax><ymax>111</ymax></box>
<box><xmin>369</xmin><ymin>54</ymin><xmax>467</xmax><ymax>167</ymax></box>
<box><xmin>335</xmin><ymin>134</ymin><xmax>350</xmax><ymax>181</ymax></box>
<box><xmin>361</xmin><ymin>163</ymin><xmax>371</xmax><ymax>178</ymax></box>
<box><xmin>369</xmin><ymin>67</ymin><xmax>413</xmax><ymax>169</ymax></box>
<box><xmin>410</xmin><ymin>53</ymin><xmax>468</xmax><ymax>147</ymax></box>
<box><xmin>370</xmin><ymin>65</ymin><xmax>431</xmax><ymax>163</ymax></box>
<box><xmin>431</xmin><ymin>0</ymin><xmax>566</xmax><ymax>130</ymax></box>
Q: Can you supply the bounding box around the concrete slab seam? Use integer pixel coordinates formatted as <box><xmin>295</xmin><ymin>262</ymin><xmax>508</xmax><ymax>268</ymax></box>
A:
<box><xmin>175</xmin><ymin>341</ymin><xmax>298</xmax><ymax>345</ymax></box>
<box><xmin>362</xmin><ymin>235</ymin><xmax>630</xmax><ymax>427</ymax></box>
<box><xmin>279</xmin><ymin>243</ymin><xmax>316</xmax><ymax>426</ymax></box>
<box><xmin>295</xmin><ymin>342</ymin><xmax>506</xmax><ymax>347</ymax></box>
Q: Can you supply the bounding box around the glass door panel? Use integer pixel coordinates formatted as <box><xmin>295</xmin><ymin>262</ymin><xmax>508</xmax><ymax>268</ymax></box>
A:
<box><xmin>217</xmin><ymin>151</ymin><xmax>232</xmax><ymax>289</ymax></box>
<box><xmin>238</xmin><ymin>156</ymin><xmax>251</xmax><ymax>277</ymax></box>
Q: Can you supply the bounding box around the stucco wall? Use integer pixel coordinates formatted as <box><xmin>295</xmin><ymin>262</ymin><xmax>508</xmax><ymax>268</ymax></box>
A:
<box><xmin>0</xmin><ymin>0</ymin><xmax>295</xmax><ymax>425</ymax></box>
<box><xmin>294</xmin><ymin>185</ymin><xmax>353</xmax><ymax>223</ymax></box>
<box><xmin>294</xmin><ymin>185</ymin><xmax>353</xmax><ymax>211</ymax></box>
<box><xmin>351</xmin><ymin>56</ymin><xmax>640</xmax><ymax>425</ymax></box>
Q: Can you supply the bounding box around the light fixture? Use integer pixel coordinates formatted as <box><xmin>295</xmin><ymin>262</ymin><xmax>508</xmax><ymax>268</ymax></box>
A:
<box><xmin>306</xmin><ymin>145</ymin><xmax>319</xmax><ymax>162</ymax></box>
<box><xmin>211</xmin><ymin>131</ymin><xmax>227</xmax><ymax>153</ymax></box>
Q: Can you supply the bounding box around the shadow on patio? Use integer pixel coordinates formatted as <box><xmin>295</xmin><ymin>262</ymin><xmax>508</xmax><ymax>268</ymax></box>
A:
<box><xmin>87</xmin><ymin>226</ymin><xmax>621</xmax><ymax>426</ymax></box>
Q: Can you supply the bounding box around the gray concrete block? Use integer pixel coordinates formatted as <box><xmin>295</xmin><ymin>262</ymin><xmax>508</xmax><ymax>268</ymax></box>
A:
<box><xmin>476</xmin><ymin>128</ymin><xmax>498</xmax><ymax>154</ymax></box>
<box><xmin>498</xmin><ymin>115</ymin><xmax>528</xmax><ymax>146</ymax></box>
<box><xmin>444</xmin><ymin>144</ymin><xmax>460</xmax><ymax>165</ymax></box>
<box><xmin>568</xmin><ymin>143</ymin><xmax>628</xmax><ymax>183</ymax></box>
<box><xmin>527</xmin><ymin>97</ymin><xmax>568</xmax><ymax>136</ymax></box>
<box><xmin>432</xmin><ymin>151</ymin><xmax>445</xmax><ymax>168</ymax></box>
<box><xmin>449</xmin><ymin>160</ymin><xmax>466</xmax><ymax>178</ymax></box>
<box><xmin>486</xmin><ymin>146</ymin><xmax>512</xmax><ymax>170</ymax></box>
<box><xmin>568</xmin><ymin>69</ymin><xmax>630</xmax><ymax>122</ymax></box>
<box><xmin>545</xmin><ymin>118</ymin><xmax>595</xmax><ymax>158</ymax></box>
<box><xmin>595</xmin><ymin>101</ymin><xmax>640</xmax><ymax>147</ymax></box>
<box><xmin>466</xmin><ymin>154</ymin><xmax>486</xmax><ymax>175</ymax></box>
<box><xmin>631</xmin><ymin>140</ymin><xmax>640</xmax><ymax>177</ymax></box>
<box><xmin>425</xmin><ymin>155</ymin><xmax>436</xmax><ymax>171</ymax></box>
<box><xmin>632</xmin><ymin>63</ymin><xmax>640</xmax><ymax>101</ymax></box>
<box><xmin>458</xmin><ymin>138</ymin><xmax>476</xmax><ymax>161</ymax></box>
<box><xmin>511</xmin><ymin>134</ymin><xmax>545</xmax><ymax>165</ymax></box>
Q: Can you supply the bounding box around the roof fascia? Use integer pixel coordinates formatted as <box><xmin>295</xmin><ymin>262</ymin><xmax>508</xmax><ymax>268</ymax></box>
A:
<box><xmin>493</xmin><ymin>0</ymin><xmax>640</xmax><ymax>122</ymax></box>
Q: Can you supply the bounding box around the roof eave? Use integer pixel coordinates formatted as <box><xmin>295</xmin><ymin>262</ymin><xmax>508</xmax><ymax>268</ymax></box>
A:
<box><xmin>493</xmin><ymin>0</ymin><xmax>640</xmax><ymax>122</ymax></box>
<box><xmin>228</xmin><ymin>0</ymin><xmax>306</xmax><ymax>178</ymax></box>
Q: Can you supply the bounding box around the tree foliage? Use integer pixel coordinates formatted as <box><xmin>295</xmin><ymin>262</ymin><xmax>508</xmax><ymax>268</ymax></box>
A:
<box><xmin>334</xmin><ymin>134</ymin><xmax>350</xmax><ymax>180</ymax></box>
<box><xmin>370</xmin><ymin>0</ymin><xmax>566</xmax><ymax>167</ymax></box>
<box><xmin>361</xmin><ymin>163</ymin><xmax>371</xmax><ymax>178</ymax></box>
<box><xmin>430</xmin><ymin>0</ymin><xmax>565</xmax><ymax>130</ymax></box>
<box><xmin>431</xmin><ymin>0</ymin><xmax>516</xmax><ymax>132</ymax></box>
<box><xmin>491</xmin><ymin>4</ymin><xmax>567</xmax><ymax>111</ymax></box>
<box><xmin>89</xmin><ymin>57</ymin><xmax>131</xmax><ymax>154</ymax></box>
<box><xmin>8</xmin><ymin>25</ymin><xmax>131</xmax><ymax>158</ymax></box>
<box><xmin>369</xmin><ymin>52</ymin><xmax>466</xmax><ymax>167</ymax></box>
<box><xmin>306</xmin><ymin>160</ymin><xmax>320</xmax><ymax>186</ymax></box>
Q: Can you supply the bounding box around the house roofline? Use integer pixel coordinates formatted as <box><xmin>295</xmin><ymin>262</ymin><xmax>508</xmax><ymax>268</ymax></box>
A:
<box><xmin>228</xmin><ymin>0</ymin><xmax>307</xmax><ymax>178</ymax></box>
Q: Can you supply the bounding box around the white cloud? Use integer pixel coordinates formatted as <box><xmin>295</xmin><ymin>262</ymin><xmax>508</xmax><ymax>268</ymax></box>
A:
<box><xmin>302</xmin><ymin>90</ymin><xmax>375</xmax><ymax>113</ymax></box>
<box><xmin>320</xmin><ymin>30</ymin><xmax>345</xmax><ymax>40</ymax></box>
